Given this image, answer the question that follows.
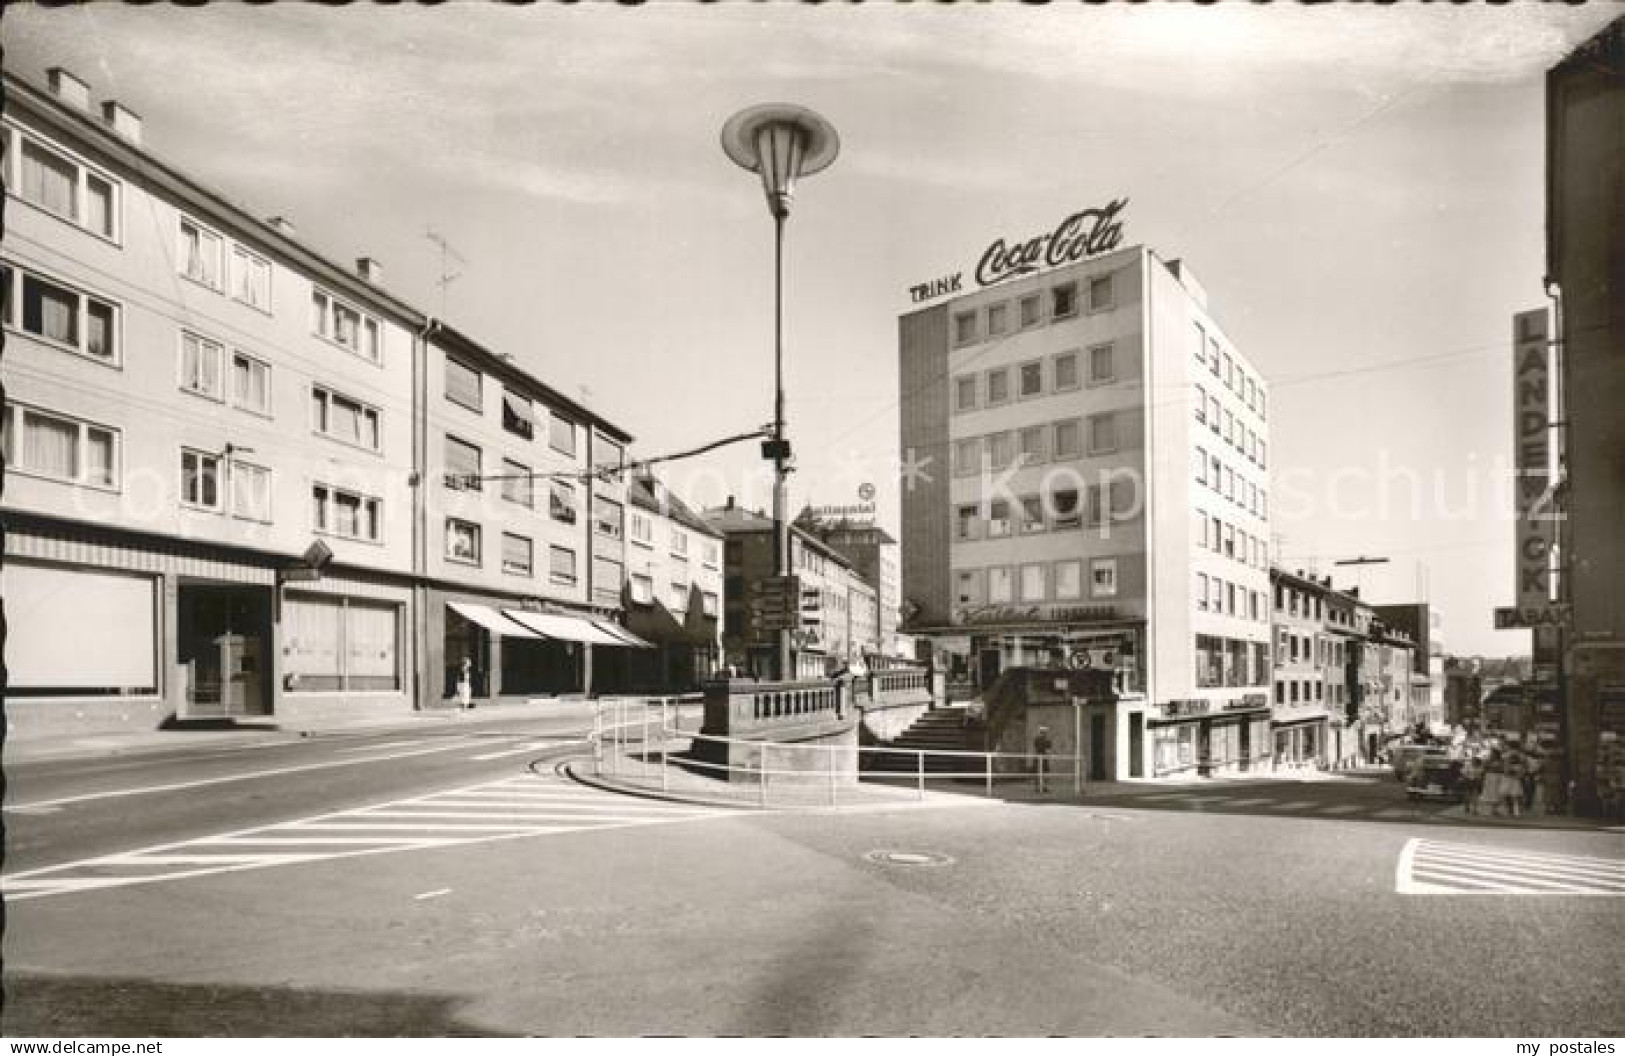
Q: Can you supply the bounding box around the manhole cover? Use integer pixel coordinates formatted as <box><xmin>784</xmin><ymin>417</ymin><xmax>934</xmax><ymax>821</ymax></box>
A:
<box><xmin>864</xmin><ymin>849</ymin><xmax>954</xmax><ymax>868</ymax></box>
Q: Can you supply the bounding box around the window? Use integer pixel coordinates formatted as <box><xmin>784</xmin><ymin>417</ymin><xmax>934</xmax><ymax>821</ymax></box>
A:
<box><xmin>3</xmin><ymin>263</ymin><xmax>119</xmax><ymax>363</ymax></box>
<box><xmin>955</xmin><ymin>569</ymin><xmax>982</xmax><ymax>606</ymax></box>
<box><xmin>1018</xmin><ymin>425</ymin><xmax>1047</xmax><ymax>464</ymax></box>
<box><xmin>1227</xmin><ymin>582</ymin><xmax>1237</xmax><ymax>615</ymax></box>
<box><xmin>1091</xmin><ymin>558</ymin><xmax>1119</xmax><ymax>597</ymax></box>
<box><xmin>702</xmin><ymin>591</ymin><xmax>719</xmax><ymax>618</ymax></box>
<box><xmin>444</xmin><ymin>435</ymin><xmax>482</xmax><ymax>490</ymax></box>
<box><xmin>703</xmin><ymin>541</ymin><xmax>720</xmax><ymax>568</ymax></box>
<box><xmin>11</xmin><ymin>128</ymin><xmax>118</xmax><ymax>239</ymax></box>
<box><xmin>1193</xmin><ymin>321</ymin><xmax>1207</xmax><ymax>365</ymax></box>
<box><xmin>986</xmin><ymin>367</ymin><xmax>1010</xmax><ymax>406</ymax></box>
<box><xmin>1223</xmin><ymin>353</ymin><xmax>1234</xmax><ymax>390</ymax></box>
<box><xmin>313</xmin><ymin>386</ymin><xmax>382</xmax><ymax>451</ymax></box>
<box><xmin>1019</xmin><ymin>496</ymin><xmax>1045</xmax><ymax>534</ymax></box>
<box><xmin>1088</xmin><ymin>343</ymin><xmax>1115</xmax><ymax>384</ymax></box>
<box><xmin>954</xmin><ymin>375</ymin><xmax>978</xmax><ymax>413</ymax></box>
<box><xmin>1053</xmin><ymin>419</ymin><xmax>1082</xmax><ymax>460</ymax></box>
<box><xmin>445</xmin><ymin>356</ymin><xmax>482</xmax><ymax>412</ymax></box>
<box><xmin>501</xmin><ymin>459</ymin><xmax>533</xmax><ymax>508</ymax></box>
<box><xmin>671</xmin><ymin>529</ymin><xmax>689</xmax><ymax>556</ymax></box>
<box><xmin>1195</xmin><ymin>446</ymin><xmax>1207</xmax><ymax>485</ymax></box>
<box><xmin>502</xmin><ymin>388</ymin><xmax>535</xmax><ymax>439</ymax></box>
<box><xmin>1196</xmin><ymin>508</ymin><xmax>1209</xmax><ymax>549</ymax></box>
<box><xmin>1224</xmin><ymin>409</ymin><xmax>1235</xmax><ymax>448</ymax></box>
<box><xmin>1259</xmin><ymin>439</ymin><xmax>1268</xmax><ymax>469</ymax></box>
<box><xmin>987</xmin><ymin>431</ymin><xmax>1015</xmax><ymax>469</ymax></box>
<box><xmin>988</xmin><ymin>567</ymin><xmax>1014</xmax><ymax>604</ymax></box>
<box><xmin>1054</xmin><ymin>351</ymin><xmax>1080</xmax><ymax>391</ymax></box>
<box><xmin>1210</xmin><ymin>338</ymin><xmax>1222</xmax><ymax>376</ymax></box>
<box><xmin>631</xmin><ymin>573</ymin><xmax>655</xmax><ymax>604</ymax></box>
<box><xmin>987</xmin><ymin>499</ymin><xmax>1012</xmax><ymax>538</ymax></box>
<box><xmin>1089</xmin><ymin>275</ymin><xmax>1113</xmax><ymax>311</ymax></box>
<box><xmin>1052</xmin><ymin>282</ymin><xmax>1078</xmax><ymax>319</ymax></box>
<box><xmin>1018</xmin><ymin>360</ymin><xmax>1043</xmax><ymax>398</ymax></box>
<box><xmin>1019</xmin><ymin>294</ymin><xmax>1040</xmax><ymax>328</ymax></box>
<box><xmin>1020</xmin><ymin>563</ymin><xmax>1046</xmax><ymax>602</ymax></box>
<box><xmin>446</xmin><ymin>518</ymin><xmax>482</xmax><ymax>564</ymax></box>
<box><xmin>1088</xmin><ymin>413</ymin><xmax>1117</xmax><ymax>455</ymax></box>
<box><xmin>178</xmin><ymin>216</ymin><xmax>224</xmax><ymax>290</ymax></box>
<box><xmin>1194</xmin><ymin>385</ymin><xmax>1206</xmax><ymax>423</ymax></box>
<box><xmin>953</xmin><ymin>438</ymin><xmax>980</xmax><ymax>476</ymax></box>
<box><xmin>501</xmin><ymin>533</ymin><xmax>533</xmax><ymax>576</ymax></box>
<box><xmin>954</xmin><ymin>504</ymin><xmax>978</xmax><ymax>541</ymax></box>
<box><xmin>231</xmin><ymin>352</ymin><xmax>271</xmax><ymax>415</ymax></box>
<box><xmin>1051</xmin><ymin>488</ymin><xmax>1081</xmax><ymax>529</ymax></box>
<box><xmin>284</xmin><ymin>595</ymin><xmax>400</xmax><ymax>693</ymax></box>
<box><xmin>230</xmin><ymin>461</ymin><xmax>272</xmax><ymax>522</ymax></box>
<box><xmin>669</xmin><ymin>581</ymin><xmax>691</xmax><ymax>611</ymax></box>
<box><xmin>1196</xmin><ymin>572</ymin><xmax>1209</xmax><ymax>611</ymax></box>
<box><xmin>986</xmin><ymin>302</ymin><xmax>1009</xmax><ymax>336</ymax></box>
<box><xmin>180</xmin><ymin>449</ymin><xmax>222</xmax><ymax>511</ymax></box>
<box><xmin>1246</xmin><ymin>376</ymin><xmax>1257</xmax><ymax>411</ymax></box>
<box><xmin>231</xmin><ymin>246</ymin><xmax>271</xmax><ymax>311</ymax></box>
<box><xmin>953</xmin><ymin>310</ymin><xmax>977</xmax><ymax>346</ymax></box>
<box><xmin>311</xmin><ymin>288</ymin><xmax>381</xmax><ymax>362</ymax></box>
<box><xmin>1208</xmin><ymin>394</ymin><xmax>1221</xmax><ymax>431</ymax></box>
<box><xmin>1055</xmin><ymin>560</ymin><xmax>1083</xmax><ymax>600</ymax></box>
<box><xmin>1</xmin><ymin>402</ymin><xmax>118</xmax><ymax>488</ymax></box>
<box><xmin>1211</xmin><ymin>455</ymin><xmax>1222</xmax><ymax>490</ymax></box>
<box><xmin>550</xmin><ymin>545</ymin><xmax>578</xmax><ymax>586</ymax></box>
<box><xmin>550</xmin><ymin>481</ymin><xmax>578</xmax><ymax>524</ymax></box>
<box><xmin>596</xmin><ymin>437</ymin><xmax>624</xmax><ymax>472</ymax></box>
<box><xmin>630</xmin><ymin>511</ymin><xmax>653</xmax><ymax>546</ymax></box>
<box><xmin>595</xmin><ymin>498</ymin><xmax>624</xmax><ymax>539</ymax></box>
<box><xmin>1225</xmin><ymin>466</ymin><xmax>1236</xmax><ymax>502</ymax></box>
<box><xmin>312</xmin><ymin>484</ymin><xmax>381</xmax><ymax>542</ymax></box>
<box><xmin>179</xmin><ymin>331</ymin><xmax>225</xmax><ymax>399</ymax></box>
<box><xmin>549</xmin><ymin>411</ymin><xmax>577</xmax><ymax>457</ymax></box>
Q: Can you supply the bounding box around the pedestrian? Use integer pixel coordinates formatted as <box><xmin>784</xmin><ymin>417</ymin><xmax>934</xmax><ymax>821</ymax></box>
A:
<box><xmin>1033</xmin><ymin>725</ymin><xmax>1053</xmax><ymax>793</ymax></box>
<box><xmin>1503</xmin><ymin>745</ymin><xmax>1526</xmax><ymax>818</ymax></box>
<box><xmin>1522</xmin><ymin>750</ymin><xmax>1542</xmax><ymax>813</ymax></box>
<box><xmin>1460</xmin><ymin>751</ymin><xmax>1484</xmax><ymax>816</ymax></box>
<box><xmin>1483</xmin><ymin>749</ymin><xmax>1506</xmax><ymax>817</ymax></box>
<box><xmin>456</xmin><ymin>656</ymin><xmax>474</xmax><ymax>710</ymax></box>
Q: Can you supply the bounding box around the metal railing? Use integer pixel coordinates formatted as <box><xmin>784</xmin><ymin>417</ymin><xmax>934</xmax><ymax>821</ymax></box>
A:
<box><xmin>588</xmin><ymin>696</ymin><xmax>1093</xmax><ymax>808</ymax></box>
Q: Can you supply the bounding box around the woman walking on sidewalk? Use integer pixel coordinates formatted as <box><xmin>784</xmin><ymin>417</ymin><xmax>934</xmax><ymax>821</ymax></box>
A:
<box><xmin>1460</xmin><ymin>751</ymin><xmax>1484</xmax><ymax>816</ymax></box>
<box><xmin>1483</xmin><ymin>749</ymin><xmax>1507</xmax><ymax>817</ymax></box>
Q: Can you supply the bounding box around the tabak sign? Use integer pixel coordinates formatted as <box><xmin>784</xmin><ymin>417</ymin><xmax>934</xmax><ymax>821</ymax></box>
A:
<box><xmin>909</xmin><ymin>198</ymin><xmax>1130</xmax><ymax>304</ymax></box>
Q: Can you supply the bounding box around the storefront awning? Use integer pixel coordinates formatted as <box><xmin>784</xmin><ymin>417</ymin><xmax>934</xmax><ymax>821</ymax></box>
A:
<box><xmin>502</xmin><ymin>609</ymin><xmax>638</xmax><ymax>647</ymax></box>
<box><xmin>448</xmin><ymin>602</ymin><xmax>545</xmax><ymax>638</ymax></box>
<box><xmin>589</xmin><ymin>619</ymin><xmax>655</xmax><ymax>649</ymax></box>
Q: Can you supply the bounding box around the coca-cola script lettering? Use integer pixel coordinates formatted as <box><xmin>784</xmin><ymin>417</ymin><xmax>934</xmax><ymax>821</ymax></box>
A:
<box><xmin>974</xmin><ymin>198</ymin><xmax>1129</xmax><ymax>288</ymax></box>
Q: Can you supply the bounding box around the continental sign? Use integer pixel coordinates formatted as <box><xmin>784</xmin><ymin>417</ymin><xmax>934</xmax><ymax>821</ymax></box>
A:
<box><xmin>908</xmin><ymin>199</ymin><xmax>1129</xmax><ymax>304</ymax></box>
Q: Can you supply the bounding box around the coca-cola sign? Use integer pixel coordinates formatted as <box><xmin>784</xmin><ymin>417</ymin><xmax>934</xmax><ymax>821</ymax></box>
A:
<box><xmin>908</xmin><ymin>198</ymin><xmax>1129</xmax><ymax>304</ymax></box>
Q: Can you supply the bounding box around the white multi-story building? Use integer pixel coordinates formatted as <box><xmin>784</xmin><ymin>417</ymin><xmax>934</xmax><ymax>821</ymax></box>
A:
<box><xmin>614</xmin><ymin>473</ymin><xmax>724</xmax><ymax>693</ymax></box>
<box><xmin>899</xmin><ymin>222</ymin><xmax>1273</xmax><ymax>778</ymax></box>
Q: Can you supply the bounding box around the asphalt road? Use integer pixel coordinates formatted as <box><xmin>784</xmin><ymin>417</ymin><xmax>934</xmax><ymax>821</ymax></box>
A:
<box><xmin>3</xmin><ymin>737</ymin><xmax>1621</xmax><ymax>1037</ymax></box>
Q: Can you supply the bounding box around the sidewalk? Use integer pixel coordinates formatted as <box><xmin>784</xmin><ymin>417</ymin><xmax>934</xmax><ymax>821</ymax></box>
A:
<box><xmin>3</xmin><ymin>697</ymin><xmax>608</xmax><ymax>766</ymax></box>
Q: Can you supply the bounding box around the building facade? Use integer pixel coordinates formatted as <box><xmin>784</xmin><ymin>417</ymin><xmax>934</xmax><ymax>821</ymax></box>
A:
<box><xmin>0</xmin><ymin>65</ymin><xmax>642</xmax><ymax>737</ymax></box>
<box><xmin>1270</xmin><ymin>569</ymin><xmax>1334</xmax><ymax>767</ymax></box>
<box><xmin>1374</xmin><ymin>602</ymin><xmax>1446</xmax><ymax>732</ymax></box>
<box><xmin>899</xmin><ymin>238</ymin><xmax>1273</xmax><ymax>778</ymax></box>
<box><xmin>794</xmin><ymin>512</ymin><xmax>903</xmax><ymax>658</ymax></box>
<box><xmin>1547</xmin><ymin>19</ymin><xmax>1625</xmax><ymax>813</ymax></box>
<box><xmin>706</xmin><ymin>500</ymin><xmax>879</xmax><ymax>679</ymax></box>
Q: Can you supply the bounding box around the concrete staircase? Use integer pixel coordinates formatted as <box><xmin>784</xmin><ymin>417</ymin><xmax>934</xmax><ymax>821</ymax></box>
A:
<box><xmin>862</xmin><ymin>706</ymin><xmax>985</xmax><ymax>775</ymax></box>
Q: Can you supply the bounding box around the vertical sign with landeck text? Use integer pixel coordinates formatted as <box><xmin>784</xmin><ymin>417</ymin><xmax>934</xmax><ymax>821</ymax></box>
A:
<box><xmin>1513</xmin><ymin>307</ymin><xmax>1553</xmax><ymax>611</ymax></box>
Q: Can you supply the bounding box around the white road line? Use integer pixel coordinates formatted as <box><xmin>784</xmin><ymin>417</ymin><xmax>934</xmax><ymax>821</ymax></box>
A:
<box><xmin>1225</xmin><ymin>798</ymin><xmax>1276</xmax><ymax>807</ymax></box>
<box><xmin>1398</xmin><ymin>838</ymin><xmax>1625</xmax><ymax>896</ymax></box>
<box><xmin>468</xmin><ymin>741</ymin><xmax>579</xmax><ymax>761</ymax></box>
<box><xmin>336</xmin><ymin>739</ymin><xmax>430</xmax><ymax>753</ymax></box>
<box><xmin>414</xmin><ymin>888</ymin><xmax>452</xmax><ymax>901</ymax></box>
<box><xmin>352</xmin><ymin>809</ymin><xmax>700</xmax><ymax>824</ymax></box>
<box><xmin>1417</xmin><ymin>848</ymin><xmax>1625</xmax><ymax>885</ymax></box>
<box><xmin>6</xmin><ymin>737</ymin><xmax>487</xmax><ymax>810</ymax></box>
<box><xmin>1267</xmin><ymin>801</ymin><xmax>1318</xmax><ymax>811</ymax></box>
<box><xmin>1418</xmin><ymin>842</ymin><xmax>1625</xmax><ymax>875</ymax></box>
<box><xmin>1321</xmin><ymin>805</ymin><xmax>1362</xmax><ymax>815</ymax></box>
<box><xmin>198</xmin><ymin>836</ymin><xmax>464</xmax><ymax>846</ymax></box>
<box><xmin>281</xmin><ymin>822</ymin><xmax>544</xmax><ymax>832</ymax></box>
<box><xmin>401</xmin><ymin>797</ymin><xmax>708</xmax><ymax>813</ymax></box>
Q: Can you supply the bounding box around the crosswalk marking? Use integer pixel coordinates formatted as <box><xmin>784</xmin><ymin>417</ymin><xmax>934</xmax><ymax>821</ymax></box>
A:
<box><xmin>1397</xmin><ymin>838</ymin><xmax>1625</xmax><ymax>896</ymax></box>
<box><xmin>468</xmin><ymin>740</ymin><xmax>577</xmax><ymax>762</ymax></box>
<box><xmin>1266</xmin><ymin>800</ymin><xmax>1318</xmax><ymax>811</ymax></box>
<box><xmin>1</xmin><ymin>774</ymin><xmax>741</xmax><ymax>901</ymax></box>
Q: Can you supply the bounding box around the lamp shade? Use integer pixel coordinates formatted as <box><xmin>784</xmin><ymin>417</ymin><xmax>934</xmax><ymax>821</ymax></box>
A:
<box><xmin>721</xmin><ymin>103</ymin><xmax>839</xmax><ymax>218</ymax></box>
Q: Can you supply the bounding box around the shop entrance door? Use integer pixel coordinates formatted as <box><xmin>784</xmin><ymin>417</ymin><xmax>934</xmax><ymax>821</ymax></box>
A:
<box><xmin>978</xmin><ymin>648</ymin><xmax>1001</xmax><ymax>690</ymax></box>
<box><xmin>1128</xmin><ymin>714</ymin><xmax>1144</xmax><ymax>778</ymax></box>
<box><xmin>177</xmin><ymin>582</ymin><xmax>273</xmax><ymax>719</ymax></box>
<box><xmin>1090</xmin><ymin>713</ymin><xmax>1108</xmax><ymax>781</ymax></box>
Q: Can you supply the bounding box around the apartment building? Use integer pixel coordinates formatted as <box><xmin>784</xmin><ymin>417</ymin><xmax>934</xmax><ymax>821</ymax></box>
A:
<box><xmin>1270</xmin><ymin>569</ymin><xmax>1333</xmax><ymax>767</ymax></box>
<box><xmin>0</xmin><ymin>66</ymin><xmax>640</xmax><ymax>736</ymax></box>
<box><xmin>899</xmin><ymin>233</ymin><xmax>1273</xmax><ymax>779</ymax></box>
<box><xmin>705</xmin><ymin>500</ymin><xmax>880</xmax><ymax>679</ymax></box>
<box><xmin>611</xmin><ymin>472</ymin><xmax>724</xmax><ymax>693</ymax></box>
<box><xmin>794</xmin><ymin>512</ymin><xmax>903</xmax><ymax>658</ymax></box>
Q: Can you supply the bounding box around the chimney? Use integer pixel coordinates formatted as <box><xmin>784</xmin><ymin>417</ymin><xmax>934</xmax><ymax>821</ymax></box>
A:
<box><xmin>47</xmin><ymin>67</ymin><xmax>91</xmax><ymax>111</ymax></box>
<box><xmin>724</xmin><ymin>495</ymin><xmax>735</xmax><ymax>510</ymax></box>
<box><xmin>101</xmin><ymin>100</ymin><xmax>142</xmax><ymax>144</ymax></box>
<box><xmin>266</xmin><ymin>216</ymin><xmax>297</xmax><ymax>239</ymax></box>
<box><xmin>356</xmin><ymin>257</ymin><xmax>383</xmax><ymax>284</ymax></box>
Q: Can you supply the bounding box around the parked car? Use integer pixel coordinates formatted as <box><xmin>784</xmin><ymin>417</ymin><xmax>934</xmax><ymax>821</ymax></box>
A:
<box><xmin>1391</xmin><ymin>743</ymin><xmax>1448</xmax><ymax>782</ymax></box>
<box><xmin>1407</xmin><ymin>757</ymin><xmax>1466</xmax><ymax>802</ymax></box>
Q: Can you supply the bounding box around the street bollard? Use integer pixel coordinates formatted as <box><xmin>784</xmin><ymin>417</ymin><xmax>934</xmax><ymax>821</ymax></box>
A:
<box><xmin>917</xmin><ymin>750</ymin><xmax>925</xmax><ymax>801</ymax></box>
<box><xmin>985</xmin><ymin>752</ymin><xmax>993</xmax><ymax>798</ymax></box>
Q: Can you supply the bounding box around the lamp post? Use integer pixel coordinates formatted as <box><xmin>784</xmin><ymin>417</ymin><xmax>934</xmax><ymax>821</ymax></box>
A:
<box><xmin>721</xmin><ymin>103</ymin><xmax>840</xmax><ymax>682</ymax></box>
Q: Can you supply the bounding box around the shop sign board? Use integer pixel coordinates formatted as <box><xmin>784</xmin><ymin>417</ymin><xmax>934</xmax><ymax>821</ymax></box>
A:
<box><xmin>1494</xmin><ymin>603</ymin><xmax>1570</xmax><ymax>629</ymax></box>
<box><xmin>1512</xmin><ymin>308</ymin><xmax>1557</xmax><ymax>609</ymax></box>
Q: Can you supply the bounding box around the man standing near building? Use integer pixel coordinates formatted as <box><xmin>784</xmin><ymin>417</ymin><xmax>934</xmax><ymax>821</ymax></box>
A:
<box><xmin>1034</xmin><ymin>726</ymin><xmax>1054</xmax><ymax>793</ymax></box>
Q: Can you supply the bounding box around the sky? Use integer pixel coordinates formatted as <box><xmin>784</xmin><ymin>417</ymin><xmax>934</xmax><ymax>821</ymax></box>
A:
<box><xmin>5</xmin><ymin>3</ymin><xmax>1615</xmax><ymax>657</ymax></box>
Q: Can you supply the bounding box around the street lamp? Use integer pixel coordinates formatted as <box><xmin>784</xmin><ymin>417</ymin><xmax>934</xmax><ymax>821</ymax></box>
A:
<box><xmin>721</xmin><ymin>103</ymin><xmax>840</xmax><ymax>682</ymax></box>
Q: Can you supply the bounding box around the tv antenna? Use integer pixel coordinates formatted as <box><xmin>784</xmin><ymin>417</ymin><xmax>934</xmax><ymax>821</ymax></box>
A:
<box><xmin>426</xmin><ymin>228</ymin><xmax>466</xmax><ymax>318</ymax></box>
